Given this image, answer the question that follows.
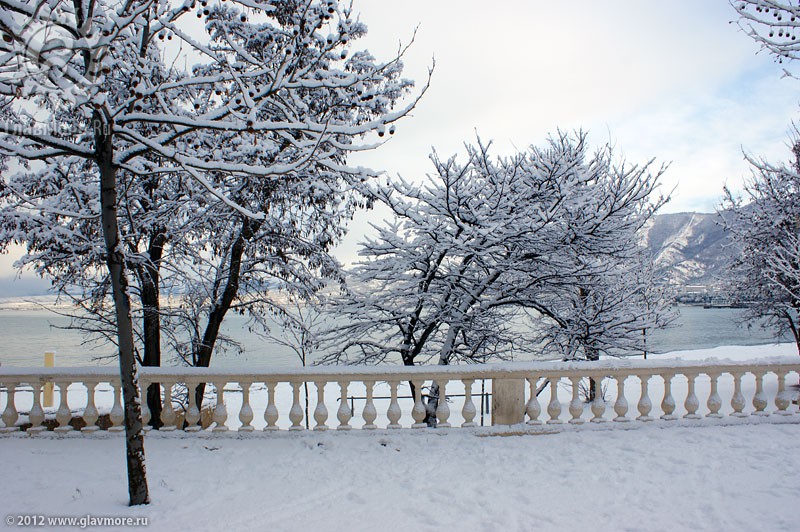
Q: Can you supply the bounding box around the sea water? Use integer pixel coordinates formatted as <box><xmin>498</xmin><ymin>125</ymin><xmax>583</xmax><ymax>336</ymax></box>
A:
<box><xmin>0</xmin><ymin>303</ymin><xmax>790</xmax><ymax>369</ymax></box>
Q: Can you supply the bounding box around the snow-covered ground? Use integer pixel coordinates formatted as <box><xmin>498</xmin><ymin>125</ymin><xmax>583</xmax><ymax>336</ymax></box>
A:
<box><xmin>1</xmin><ymin>424</ymin><xmax>798</xmax><ymax>531</ymax></box>
<box><xmin>1</xmin><ymin>344</ymin><xmax>799</xmax><ymax>531</ymax></box>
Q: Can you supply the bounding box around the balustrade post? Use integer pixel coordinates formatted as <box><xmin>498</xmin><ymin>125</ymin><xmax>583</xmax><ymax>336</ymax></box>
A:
<box><xmin>684</xmin><ymin>373</ymin><xmax>700</xmax><ymax>419</ymax></box>
<box><xmin>547</xmin><ymin>377</ymin><xmax>562</xmax><ymax>424</ymax></box>
<box><xmin>706</xmin><ymin>373</ymin><xmax>722</xmax><ymax>418</ymax></box>
<box><xmin>212</xmin><ymin>382</ymin><xmax>229</xmax><ymax>432</ymax></box>
<box><xmin>185</xmin><ymin>381</ymin><xmax>202</xmax><ymax>431</ymax></box>
<box><xmin>591</xmin><ymin>376</ymin><xmax>606</xmax><ymax>422</ymax></box>
<box><xmin>108</xmin><ymin>380</ymin><xmax>124</xmax><ymax>432</ymax></box>
<box><xmin>731</xmin><ymin>372</ymin><xmax>748</xmax><ymax>417</ymax></box>
<box><xmin>636</xmin><ymin>375</ymin><xmax>652</xmax><ymax>422</ymax></box>
<box><xmin>337</xmin><ymin>381</ymin><xmax>352</xmax><ymax>430</ymax></box>
<box><xmin>288</xmin><ymin>382</ymin><xmax>304</xmax><ymax>431</ymax></box>
<box><xmin>387</xmin><ymin>381</ymin><xmax>402</xmax><ymax>429</ymax></box>
<box><xmin>752</xmin><ymin>371</ymin><xmax>769</xmax><ymax>416</ymax></box>
<box><xmin>661</xmin><ymin>373</ymin><xmax>676</xmax><ymax>420</ymax></box>
<box><xmin>774</xmin><ymin>371</ymin><xmax>792</xmax><ymax>415</ymax></box>
<box><xmin>82</xmin><ymin>381</ymin><xmax>100</xmax><ymax>433</ymax></box>
<box><xmin>139</xmin><ymin>378</ymin><xmax>151</xmax><ymax>431</ymax></box>
<box><xmin>264</xmin><ymin>382</ymin><xmax>280</xmax><ymax>430</ymax></box>
<box><xmin>461</xmin><ymin>379</ymin><xmax>477</xmax><ymax>428</ymax></box>
<box><xmin>362</xmin><ymin>381</ymin><xmax>378</xmax><ymax>429</ymax></box>
<box><xmin>568</xmin><ymin>377</ymin><xmax>584</xmax><ymax>424</ymax></box>
<box><xmin>159</xmin><ymin>382</ymin><xmax>177</xmax><ymax>431</ymax></box>
<box><xmin>239</xmin><ymin>381</ymin><xmax>254</xmax><ymax>432</ymax></box>
<box><xmin>613</xmin><ymin>376</ymin><xmax>629</xmax><ymax>422</ymax></box>
<box><xmin>411</xmin><ymin>380</ymin><xmax>427</xmax><ymax>429</ymax></box>
<box><xmin>314</xmin><ymin>382</ymin><xmax>329</xmax><ymax>430</ymax></box>
<box><xmin>435</xmin><ymin>380</ymin><xmax>450</xmax><ymax>428</ymax></box>
<box><xmin>0</xmin><ymin>383</ymin><xmax>19</xmax><ymax>433</ymax></box>
<box><xmin>54</xmin><ymin>381</ymin><xmax>73</xmax><ymax>433</ymax></box>
<box><xmin>28</xmin><ymin>382</ymin><xmax>45</xmax><ymax>434</ymax></box>
<box><xmin>526</xmin><ymin>377</ymin><xmax>542</xmax><ymax>425</ymax></box>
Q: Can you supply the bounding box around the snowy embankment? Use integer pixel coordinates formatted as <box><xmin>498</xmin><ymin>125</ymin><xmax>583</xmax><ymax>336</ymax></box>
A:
<box><xmin>1</xmin><ymin>344</ymin><xmax>799</xmax><ymax>531</ymax></box>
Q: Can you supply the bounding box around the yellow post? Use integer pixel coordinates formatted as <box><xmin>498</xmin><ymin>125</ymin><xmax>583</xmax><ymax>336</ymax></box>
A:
<box><xmin>43</xmin><ymin>352</ymin><xmax>54</xmax><ymax>407</ymax></box>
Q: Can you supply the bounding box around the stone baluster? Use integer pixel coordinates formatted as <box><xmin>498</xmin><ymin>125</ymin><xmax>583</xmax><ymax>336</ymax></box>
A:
<box><xmin>264</xmin><ymin>382</ymin><xmax>280</xmax><ymax>430</ymax></box>
<box><xmin>684</xmin><ymin>373</ymin><xmax>700</xmax><ymax>419</ymax></box>
<box><xmin>0</xmin><ymin>383</ymin><xmax>19</xmax><ymax>433</ymax></box>
<box><xmin>752</xmin><ymin>371</ymin><xmax>769</xmax><ymax>416</ymax></box>
<box><xmin>731</xmin><ymin>372</ymin><xmax>748</xmax><ymax>417</ymax></box>
<box><xmin>288</xmin><ymin>382</ymin><xmax>304</xmax><ymax>431</ymax></box>
<box><xmin>28</xmin><ymin>381</ymin><xmax>45</xmax><ymax>434</ymax></box>
<box><xmin>55</xmin><ymin>381</ymin><xmax>73</xmax><ymax>433</ymax></box>
<box><xmin>568</xmin><ymin>377</ymin><xmax>584</xmax><ymax>424</ymax></box>
<box><xmin>82</xmin><ymin>381</ymin><xmax>100</xmax><ymax>433</ymax></box>
<box><xmin>774</xmin><ymin>371</ymin><xmax>792</xmax><ymax>415</ymax></box>
<box><xmin>387</xmin><ymin>381</ymin><xmax>402</xmax><ymax>429</ymax></box>
<box><xmin>212</xmin><ymin>382</ymin><xmax>228</xmax><ymax>432</ymax></box>
<box><xmin>362</xmin><ymin>381</ymin><xmax>378</xmax><ymax>429</ymax></box>
<box><xmin>314</xmin><ymin>382</ymin><xmax>329</xmax><ymax>430</ymax></box>
<box><xmin>613</xmin><ymin>376</ymin><xmax>629</xmax><ymax>422</ymax></box>
<box><xmin>108</xmin><ymin>380</ymin><xmax>124</xmax><ymax>432</ymax></box>
<box><xmin>411</xmin><ymin>380</ymin><xmax>427</xmax><ymax>429</ymax></box>
<box><xmin>159</xmin><ymin>382</ymin><xmax>176</xmax><ymax>431</ymax></box>
<box><xmin>547</xmin><ymin>377</ymin><xmax>562</xmax><ymax>424</ymax></box>
<box><xmin>239</xmin><ymin>381</ymin><xmax>254</xmax><ymax>432</ymax></box>
<box><xmin>435</xmin><ymin>380</ymin><xmax>450</xmax><ymax>428</ymax></box>
<box><xmin>139</xmin><ymin>378</ymin><xmax>150</xmax><ymax>430</ymax></box>
<box><xmin>461</xmin><ymin>379</ymin><xmax>477</xmax><ymax>428</ymax></box>
<box><xmin>661</xmin><ymin>373</ymin><xmax>676</xmax><ymax>420</ymax></box>
<box><xmin>526</xmin><ymin>377</ymin><xmax>541</xmax><ymax>425</ymax></box>
<box><xmin>337</xmin><ymin>381</ymin><xmax>352</xmax><ymax>430</ymax></box>
<box><xmin>706</xmin><ymin>373</ymin><xmax>722</xmax><ymax>418</ymax></box>
<box><xmin>185</xmin><ymin>381</ymin><xmax>202</xmax><ymax>432</ymax></box>
<box><xmin>636</xmin><ymin>375</ymin><xmax>652</xmax><ymax>422</ymax></box>
<box><xmin>591</xmin><ymin>377</ymin><xmax>606</xmax><ymax>422</ymax></box>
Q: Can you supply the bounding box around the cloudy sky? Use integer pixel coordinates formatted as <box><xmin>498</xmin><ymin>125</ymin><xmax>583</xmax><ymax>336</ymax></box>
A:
<box><xmin>1</xmin><ymin>0</ymin><xmax>798</xmax><ymax>294</ymax></box>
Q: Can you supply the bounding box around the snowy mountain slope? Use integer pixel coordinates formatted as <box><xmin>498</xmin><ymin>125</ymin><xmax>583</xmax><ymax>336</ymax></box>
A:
<box><xmin>643</xmin><ymin>212</ymin><xmax>732</xmax><ymax>287</ymax></box>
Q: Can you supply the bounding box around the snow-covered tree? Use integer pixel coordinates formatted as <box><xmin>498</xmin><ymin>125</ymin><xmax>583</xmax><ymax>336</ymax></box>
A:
<box><xmin>733</xmin><ymin>1</ymin><xmax>800</xmax><ymax>72</ymax></box>
<box><xmin>323</xmin><ymin>132</ymin><xmax>670</xmax><ymax>371</ymax></box>
<box><xmin>0</xmin><ymin>0</ymin><xmax>423</xmax><ymax>504</ymax></box>
<box><xmin>720</xmin><ymin>140</ymin><xmax>800</xmax><ymax>356</ymax></box>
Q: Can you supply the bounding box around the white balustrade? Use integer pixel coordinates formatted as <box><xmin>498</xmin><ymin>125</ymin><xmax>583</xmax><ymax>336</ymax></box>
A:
<box><xmin>288</xmin><ymin>382</ymin><xmax>303</xmax><ymax>431</ymax></box>
<box><xmin>362</xmin><ymin>381</ymin><xmax>377</xmax><ymax>430</ymax></box>
<box><xmin>547</xmin><ymin>377</ymin><xmax>562</xmax><ymax>424</ymax></box>
<box><xmin>314</xmin><ymin>382</ymin><xmax>329</xmax><ymax>430</ymax></box>
<box><xmin>82</xmin><ymin>381</ymin><xmax>99</xmax><ymax>433</ymax></box>
<box><xmin>159</xmin><ymin>382</ymin><xmax>176</xmax><ymax>431</ymax></box>
<box><xmin>264</xmin><ymin>382</ymin><xmax>279</xmax><ymax>430</ymax></box>
<box><xmin>613</xmin><ymin>376</ymin><xmax>629</xmax><ymax>422</ymax></box>
<box><xmin>387</xmin><ymin>381</ymin><xmax>402</xmax><ymax>429</ymax></box>
<box><xmin>238</xmin><ymin>381</ymin><xmax>254</xmax><ymax>432</ymax></box>
<box><xmin>186</xmin><ymin>381</ymin><xmax>202</xmax><ymax>432</ymax></box>
<box><xmin>337</xmin><ymin>381</ymin><xmax>352</xmax><ymax>430</ymax></box>
<box><xmin>525</xmin><ymin>377</ymin><xmax>542</xmax><ymax>425</ymax></box>
<box><xmin>591</xmin><ymin>377</ymin><xmax>606</xmax><ymax>423</ymax></box>
<box><xmin>0</xmin><ymin>358</ymin><xmax>797</xmax><ymax>435</ymax></box>
<box><xmin>568</xmin><ymin>377</ymin><xmax>584</xmax><ymax>424</ymax></box>
<box><xmin>461</xmin><ymin>379</ymin><xmax>477</xmax><ymax>428</ymax></box>
<box><xmin>707</xmin><ymin>373</ymin><xmax>722</xmax><ymax>418</ymax></box>
<box><xmin>661</xmin><ymin>373</ymin><xmax>676</xmax><ymax>421</ymax></box>
<box><xmin>684</xmin><ymin>373</ymin><xmax>701</xmax><ymax>419</ymax></box>
<box><xmin>411</xmin><ymin>380</ymin><xmax>426</xmax><ymax>429</ymax></box>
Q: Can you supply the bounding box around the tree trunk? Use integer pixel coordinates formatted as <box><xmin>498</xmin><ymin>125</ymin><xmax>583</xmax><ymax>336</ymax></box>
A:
<box><xmin>193</xmin><ymin>217</ymin><xmax>261</xmax><ymax>410</ymax></box>
<box><xmin>587</xmin><ymin>346</ymin><xmax>599</xmax><ymax>403</ymax></box>
<box><xmin>139</xmin><ymin>231</ymin><xmax>165</xmax><ymax>429</ymax></box>
<box><xmin>95</xmin><ymin>111</ymin><xmax>149</xmax><ymax>506</ymax></box>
